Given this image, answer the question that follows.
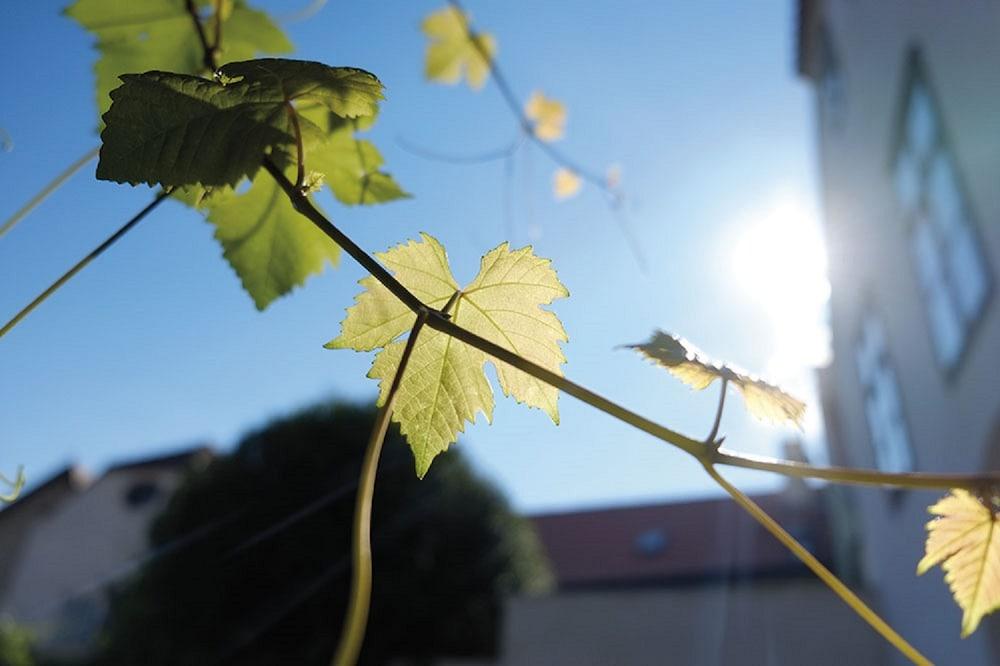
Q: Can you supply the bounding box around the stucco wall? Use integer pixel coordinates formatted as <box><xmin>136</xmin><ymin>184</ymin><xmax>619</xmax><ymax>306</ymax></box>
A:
<box><xmin>808</xmin><ymin>1</ymin><xmax>1000</xmax><ymax>663</ymax></box>
<box><xmin>501</xmin><ymin>579</ymin><xmax>885</xmax><ymax>665</ymax></box>
<box><xmin>0</xmin><ymin>466</ymin><xmax>185</xmax><ymax>651</ymax></box>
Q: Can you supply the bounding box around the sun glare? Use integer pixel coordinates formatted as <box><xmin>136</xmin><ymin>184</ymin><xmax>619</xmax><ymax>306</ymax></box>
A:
<box><xmin>730</xmin><ymin>194</ymin><xmax>832</xmax><ymax>384</ymax></box>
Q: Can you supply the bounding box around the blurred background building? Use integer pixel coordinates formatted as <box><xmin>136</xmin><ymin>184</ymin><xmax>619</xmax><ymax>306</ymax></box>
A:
<box><xmin>0</xmin><ymin>437</ymin><xmax>881</xmax><ymax>665</ymax></box>
<box><xmin>0</xmin><ymin>448</ymin><xmax>212</xmax><ymax>659</ymax></box>
<box><xmin>798</xmin><ymin>0</ymin><xmax>1000</xmax><ymax>663</ymax></box>
<box><xmin>498</xmin><ymin>467</ymin><xmax>883</xmax><ymax>665</ymax></box>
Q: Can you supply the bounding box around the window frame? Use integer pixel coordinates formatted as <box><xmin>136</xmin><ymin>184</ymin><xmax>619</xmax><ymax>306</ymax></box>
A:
<box><xmin>853</xmin><ymin>308</ymin><xmax>915</xmax><ymax>475</ymax></box>
<box><xmin>889</xmin><ymin>47</ymin><xmax>994</xmax><ymax>379</ymax></box>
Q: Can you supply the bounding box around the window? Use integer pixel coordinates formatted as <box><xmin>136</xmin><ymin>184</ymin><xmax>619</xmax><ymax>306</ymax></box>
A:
<box><xmin>633</xmin><ymin>528</ymin><xmax>669</xmax><ymax>557</ymax></box>
<box><xmin>892</xmin><ymin>54</ymin><xmax>991</xmax><ymax>369</ymax></box>
<box><xmin>124</xmin><ymin>481</ymin><xmax>159</xmax><ymax>508</ymax></box>
<box><xmin>855</xmin><ymin>313</ymin><xmax>913</xmax><ymax>473</ymax></box>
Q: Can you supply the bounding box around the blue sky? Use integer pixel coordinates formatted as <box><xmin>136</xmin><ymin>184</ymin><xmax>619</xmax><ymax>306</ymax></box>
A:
<box><xmin>0</xmin><ymin>1</ymin><xmax>829</xmax><ymax>512</ymax></box>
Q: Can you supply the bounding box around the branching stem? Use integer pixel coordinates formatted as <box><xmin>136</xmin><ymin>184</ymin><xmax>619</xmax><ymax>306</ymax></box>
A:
<box><xmin>332</xmin><ymin>311</ymin><xmax>428</xmax><ymax>666</ymax></box>
<box><xmin>702</xmin><ymin>462</ymin><xmax>931</xmax><ymax>666</ymax></box>
<box><xmin>264</xmin><ymin>163</ymin><xmax>1000</xmax><ymax>493</ymax></box>
<box><xmin>445</xmin><ymin>0</ymin><xmax>644</xmax><ymax>269</ymax></box>
<box><xmin>446</xmin><ymin>0</ymin><xmax>608</xmax><ymax>191</ymax></box>
<box><xmin>0</xmin><ymin>191</ymin><xmax>169</xmax><ymax>341</ymax></box>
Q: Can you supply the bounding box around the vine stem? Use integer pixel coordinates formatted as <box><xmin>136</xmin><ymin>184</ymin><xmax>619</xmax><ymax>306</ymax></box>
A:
<box><xmin>445</xmin><ymin>0</ymin><xmax>645</xmax><ymax>270</ymax></box>
<box><xmin>396</xmin><ymin>133</ymin><xmax>524</xmax><ymax>165</ymax></box>
<box><xmin>0</xmin><ymin>146</ymin><xmax>99</xmax><ymax>240</ymax></box>
<box><xmin>264</xmin><ymin>164</ymin><xmax>1000</xmax><ymax>493</ymax></box>
<box><xmin>332</xmin><ymin>311</ymin><xmax>428</xmax><ymax>666</ymax></box>
<box><xmin>186</xmin><ymin>0</ymin><xmax>217</xmax><ymax>72</ymax></box>
<box><xmin>701</xmin><ymin>462</ymin><xmax>931</xmax><ymax>666</ymax></box>
<box><xmin>446</xmin><ymin>0</ymin><xmax>608</xmax><ymax>192</ymax></box>
<box><xmin>0</xmin><ymin>191</ymin><xmax>169</xmax><ymax>341</ymax></box>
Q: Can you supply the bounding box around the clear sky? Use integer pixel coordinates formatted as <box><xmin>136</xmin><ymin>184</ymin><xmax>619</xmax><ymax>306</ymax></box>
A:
<box><xmin>0</xmin><ymin>1</ymin><xmax>829</xmax><ymax>512</ymax></box>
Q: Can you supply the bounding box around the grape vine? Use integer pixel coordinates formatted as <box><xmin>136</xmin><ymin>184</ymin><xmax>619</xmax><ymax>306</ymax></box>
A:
<box><xmin>1</xmin><ymin>2</ymin><xmax>998</xmax><ymax>664</ymax></box>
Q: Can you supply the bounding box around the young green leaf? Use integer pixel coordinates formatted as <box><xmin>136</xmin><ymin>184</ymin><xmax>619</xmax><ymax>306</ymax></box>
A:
<box><xmin>328</xmin><ymin>234</ymin><xmax>568</xmax><ymax>477</ymax></box>
<box><xmin>627</xmin><ymin>330</ymin><xmax>806</xmax><ymax>427</ymax></box>
<box><xmin>97</xmin><ymin>59</ymin><xmax>384</xmax><ymax>188</ymax></box>
<box><xmin>525</xmin><ymin>91</ymin><xmax>566</xmax><ymax>142</ymax></box>
<box><xmin>422</xmin><ymin>6</ymin><xmax>496</xmax><ymax>90</ymax></box>
<box><xmin>917</xmin><ymin>489</ymin><xmax>1000</xmax><ymax>638</ymax></box>
<box><xmin>300</xmin><ymin>109</ymin><xmax>410</xmax><ymax>206</ymax></box>
<box><xmin>201</xmin><ymin>166</ymin><xmax>340</xmax><ymax>310</ymax></box>
<box><xmin>553</xmin><ymin>168</ymin><xmax>582</xmax><ymax>200</ymax></box>
<box><xmin>65</xmin><ymin>0</ymin><xmax>292</xmax><ymax>122</ymax></box>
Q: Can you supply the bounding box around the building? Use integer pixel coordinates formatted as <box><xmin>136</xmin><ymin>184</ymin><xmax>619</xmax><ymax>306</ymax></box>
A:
<box><xmin>0</xmin><ymin>447</ymin><xmax>212</xmax><ymax>658</ymax></box>
<box><xmin>496</xmin><ymin>482</ymin><xmax>884</xmax><ymax>665</ymax></box>
<box><xmin>797</xmin><ymin>1</ymin><xmax>1000</xmax><ymax>663</ymax></box>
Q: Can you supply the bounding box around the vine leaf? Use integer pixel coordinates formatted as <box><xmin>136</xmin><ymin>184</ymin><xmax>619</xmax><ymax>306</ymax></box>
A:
<box><xmin>65</xmin><ymin>0</ymin><xmax>292</xmax><ymax>122</ymax></box>
<box><xmin>553</xmin><ymin>168</ymin><xmax>582</xmax><ymax>200</ymax></box>
<box><xmin>525</xmin><ymin>91</ymin><xmax>566</xmax><ymax>142</ymax></box>
<box><xmin>200</xmin><ymin>166</ymin><xmax>340</xmax><ymax>310</ymax></box>
<box><xmin>422</xmin><ymin>6</ymin><xmax>496</xmax><ymax>90</ymax></box>
<box><xmin>300</xmin><ymin>109</ymin><xmax>409</xmax><ymax>206</ymax></box>
<box><xmin>627</xmin><ymin>330</ymin><xmax>806</xmax><ymax>427</ymax></box>
<box><xmin>97</xmin><ymin>59</ymin><xmax>384</xmax><ymax>188</ymax></box>
<box><xmin>328</xmin><ymin>234</ymin><xmax>568</xmax><ymax>477</ymax></box>
<box><xmin>917</xmin><ymin>489</ymin><xmax>1000</xmax><ymax>637</ymax></box>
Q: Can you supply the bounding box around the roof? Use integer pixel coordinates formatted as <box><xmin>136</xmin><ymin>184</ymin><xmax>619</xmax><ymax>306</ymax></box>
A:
<box><xmin>105</xmin><ymin>445</ymin><xmax>214</xmax><ymax>474</ymax></box>
<box><xmin>530</xmin><ymin>490</ymin><xmax>831</xmax><ymax>589</ymax></box>
<box><xmin>0</xmin><ymin>445</ymin><xmax>214</xmax><ymax>520</ymax></box>
<box><xmin>0</xmin><ymin>466</ymin><xmax>90</xmax><ymax>523</ymax></box>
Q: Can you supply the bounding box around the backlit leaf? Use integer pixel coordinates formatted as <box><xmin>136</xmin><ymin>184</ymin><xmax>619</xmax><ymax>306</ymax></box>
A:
<box><xmin>97</xmin><ymin>59</ymin><xmax>384</xmax><ymax>188</ymax></box>
<box><xmin>422</xmin><ymin>6</ymin><xmax>496</xmax><ymax>90</ymax></box>
<box><xmin>201</xmin><ymin>166</ymin><xmax>340</xmax><ymax>310</ymax></box>
<box><xmin>65</xmin><ymin>0</ymin><xmax>292</xmax><ymax>122</ymax></box>
<box><xmin>525</xmin><ymin>91</ymin><xmax>566</xmax><ymax>142</ymax></box>
<box><xmin>329</xmin><ymin>234</ymin><xmax>568</xmax><ymax>476</ymax></box>
<box><xmin>301</xmin><ymin>109</ymin><xmax>410</xmax><ymax>206</ymax></box>
<box><xmin>918</xmin><ymin>490</ymin><xmax>1000</xmax><ymax>637</ymax></box>
<box><xmin>628</xmin><ymin>330</ymin><xmax>806</xmax><ymax>427</ymax></box>
<box><xmin>553</xmin><ymin>168</ymin><xmax>582</xmax><ymax>200</ymax></box>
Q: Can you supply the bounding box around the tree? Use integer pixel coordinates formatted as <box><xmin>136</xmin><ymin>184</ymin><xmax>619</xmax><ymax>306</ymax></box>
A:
<box><xmin>95</xmin><ymin>402</ymin><xmax>550</xmax><ymax>665</ymax></box>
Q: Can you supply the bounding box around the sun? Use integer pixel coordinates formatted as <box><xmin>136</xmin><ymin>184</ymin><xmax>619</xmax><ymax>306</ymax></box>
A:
<box><xmin>730</xmin><ymin>193</ymin><xmax>831</xmax><ymax>382</ymax></box>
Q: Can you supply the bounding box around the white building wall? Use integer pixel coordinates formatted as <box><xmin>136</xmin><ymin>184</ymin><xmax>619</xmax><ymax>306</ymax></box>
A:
<box><xmin>807</xmin><ymin>1</ymin><xmax>1000</xmax><ymax>663</ymax></box>
<box><xmin>0</xmin><ymin>466</ymin><xmax>185</xmax><ymax>651</ymax></box>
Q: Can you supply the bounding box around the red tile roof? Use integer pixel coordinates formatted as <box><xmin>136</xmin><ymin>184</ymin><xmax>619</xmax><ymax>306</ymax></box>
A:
<box><xmin>531</xmin><ymin>491</ymin><xmax>831</xmax><ymax>589</ymax></box>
